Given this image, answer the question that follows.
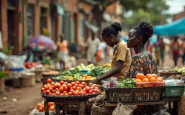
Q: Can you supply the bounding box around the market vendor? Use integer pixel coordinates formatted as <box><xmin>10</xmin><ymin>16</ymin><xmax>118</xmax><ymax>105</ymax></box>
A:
<box><xmin>90</xmin><ymin>22</ymin><xmax>131</xmax><ymax>84</ymax></box>
<box><xmin>87</xmin><ymin>22</ymin><xmax>131</xmax><ymax>112</ymax></box>
<box><xmin>127</xmin><ymin>21</ymin><xmax>158</xmax><ymax>77</ymax></box>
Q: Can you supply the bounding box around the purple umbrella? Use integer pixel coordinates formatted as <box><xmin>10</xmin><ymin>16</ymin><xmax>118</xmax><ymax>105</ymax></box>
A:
<box><xmin>28</xmin><ymin>35</ymin><xmax>56</xmax><ymax>51</ymax></box>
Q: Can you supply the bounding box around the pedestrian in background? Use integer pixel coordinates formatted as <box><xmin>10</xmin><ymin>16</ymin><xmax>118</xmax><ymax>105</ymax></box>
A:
<box><xmin>171</xmin><ymin>36</ymin><xmax>180</xmax><ymax>66</ymax></box>
<box><xmin>86</xmin><ymin>32</ymin><xmax>100</xmax><ymax>64</ymax></box>
<box><xmin>158</xmin><ymin>37</ymin><xmax>165</xmax><ymax>65</ymax></box>
<box><xmin>182</xmin><ymin>37</ymin><xmax>185</xmax><ymax>64</ymax></box>
<box><xmin>57</xmin><ymin>34</ymin><xmax>69</xmax><ymax>70</ymax></box>
<box><xmin>154</xmin><ymin>43</ymin><xmax>160</xmax><ymax>65</ymax></box>
<box><xmin>96</xmin><ymin>38</ymin><xmax>106</xmax><ymax>63</ymax></box>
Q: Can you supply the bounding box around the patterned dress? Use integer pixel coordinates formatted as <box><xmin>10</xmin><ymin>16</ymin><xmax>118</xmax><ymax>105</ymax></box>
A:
<box><xmin>127</xmin><ymin>52</ymin><xmax>158</xmax><ymax>78</ymax></box>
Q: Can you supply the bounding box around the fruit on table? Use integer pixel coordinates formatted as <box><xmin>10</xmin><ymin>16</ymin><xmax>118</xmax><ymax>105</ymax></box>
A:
<box><xmin>79</xmin><ymin>74</ymin><xmax>96</xmax><ymax>80</ymax></box>
<box><xmin>41</xmin><ymin>79</ymin><xmax>101</xmax><ymax>96</ymax></box>
<box><xmin>36</xmin><ymin>102</ymin><xmax>55</xmax><ymax>112</ymax></box>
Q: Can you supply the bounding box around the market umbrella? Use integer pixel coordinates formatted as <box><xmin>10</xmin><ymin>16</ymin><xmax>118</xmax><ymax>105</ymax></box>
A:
<box><xmin>28</xmin><ymin>35</ymin><xmax>56</xmax><ymax>51</ymax></box>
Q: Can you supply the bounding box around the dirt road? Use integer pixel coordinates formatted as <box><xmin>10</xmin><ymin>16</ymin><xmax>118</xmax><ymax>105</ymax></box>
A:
<box><xmin>0</xmin><ymin>83</ymin><xmax>43</xmax><ymax>115</ymax></box>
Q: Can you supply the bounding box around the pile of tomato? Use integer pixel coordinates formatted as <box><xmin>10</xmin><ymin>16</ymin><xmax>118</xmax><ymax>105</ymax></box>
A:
<box><xmin>36</xmin><ymin>102</ymin><xmax>55</xmax><ymax>112</ymax></box>
<box><xmin>41</xmin><ymin>79</ymin><xmax>101</xmax><ymax>96</ymax></box>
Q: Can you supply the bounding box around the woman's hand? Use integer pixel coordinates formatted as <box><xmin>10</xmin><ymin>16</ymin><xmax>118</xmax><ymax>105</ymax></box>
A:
<box><xmin>89</xmin><ymin>78</ymin><xmax>101</xmax><ymax>84</ymax></box>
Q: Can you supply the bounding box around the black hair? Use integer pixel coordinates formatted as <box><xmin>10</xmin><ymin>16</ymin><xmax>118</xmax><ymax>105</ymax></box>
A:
<box><xmin>133</xmin><ymin>21</ymin><xmax>153</xmax><ymax>44</ymax></box>
<box><xmin>102</xmin><ymin>22</ymin><xmax>122</xmax><ymax>37</ymax></box>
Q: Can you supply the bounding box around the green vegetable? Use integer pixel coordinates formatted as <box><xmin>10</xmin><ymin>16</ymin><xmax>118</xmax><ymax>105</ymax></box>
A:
<box><xmin>118</xmin><ymin>78</ymin><xmax>136</xmax><ymax>88</ymax></box>
<box><xmin>88</xmin><ymin>67</ymin><xmax>110</xmax><ymax>77</ymax></box>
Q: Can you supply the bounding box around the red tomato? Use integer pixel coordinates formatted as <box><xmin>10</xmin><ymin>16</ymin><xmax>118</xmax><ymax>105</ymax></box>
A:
<box><xmin>92</xmin><ymin>84</ymin><xmax>97</xmax><ymax>88</ymax></box>
<box><xmin>67</xmin><ymin>84</ymin><xmax>72</xmax><ymax>90</ymax></box>
<box><xmin>79</xmin><ymin>91</ymin><xmax>83</xmax><ymax>95</ymax></box>
<box><xmin>41</xmin><ymin>88</ymin><xmax>45</xmax><ymax>92</ymax></box>
<box><xmin>97</xmin><ymin>89</ymin><xmax>100</xmax><ymax>93</ymax></box>
<box><xmin>79</xmin><ymin>84</ymin><xmax>84</xmax><ymax>88</ymax></box>
<box><xmin>77</xmin><ymin>87</ymin><xmax>82</xmax><ymax>91</ymax></box>
<box><xmin>59</xmin><ymin>87</ymin><xmax>64</xmax><ymax>93</ymax></box>
<box><xmin>43</xmin><ymin>90</ymin><xmax>46</xmax><ymax>94</ymax></box>
<box><xmin>86</xmin><ymin>87</ymin><xmax>90</xmax><ymax>93</ymax></box>
<box><xmin>71</xmin><ymin>82</ymin><xmax>75</xmax><ymax>86</ymax></box>
<box><xmin>49</xmin><ymin>93</ymin><xmax>53</xmax><ymax>96</ymax></box>
<box><xmin>46</xmin><ymin>90</ymin><xmax>51</xmax><ymax>95</ymax></box>
<box><xmin>60</xmin><ymin>81</ymin><xmax>64</xmax><ymax>85</ymax></box>
<box><xmin>44</xmin><ymin>85</ymin><xmax>48</xmax><ymax>90</ymax></box>
<box><xmin>72</xmin><ymin>91</ymin><xmax>77</xmax><ymax>95</ymax></box>
<box><xmin>81</xmin><ymin>82</ymin><xmax>86</xmax><ymax>86</ymax></box>
<box><xmin>70</xmin><ymin>89</ymin><xmax>74</xmax><ymax>92</ymax></box>
<box><xmin>75</xmin><ymin>81</ymin><xmax>80</xmax><ymax>84</ymax></box>
<box><xmin>95</xmin><ymin>86</ymin><xmax>99</xmax><ymax>90</ymax></box>
<box><xmin>89</xmin><ymin>90</ymin><xmax>93</xmax><ymax>94</ymax></box>
<box><xmin>55</xmin><ymin>90</ymin><xmax>60</xmax><ymax>95</ymax></box>
<box><xmin>89</xmin><ymin>83</ymin><xmax>93</xmax><ymax>87</ymax></box>
<box><xmin>75</xmin><ymin>84</ymin><xmax>78</xmax><ymax>87</ymax></box>
<box><xmin>72</xmin><ymin>86</ymin><xmax>77</xmax><ymax>90</ymax></box>
<box><xmin>51</xmin><ymin>89</ymin><xmax>56</xmax><ymax>93</ymax></box>
<box><xmin>48</xmin><ymin>87</ymin><xmax>53</xmax><ymax>91</ymax></box>
<box><xmin>59</xmin><ymin>93</ymin><xmax>63</xmax><ymax>96</ymax></box>
<box><xmin>83</xmin><ymin>91</ymin><xmax>87</xmax><ymax>94</ymax></box>
<box><xmin>68</xmin><ymin>92</ymin><xmax>72</xmax><ymax>95</ymax></box>
<box><xmin>63</xmin><ymin>86</ymin><xmax>68</xmax><ymax>91</ymax></box>
<box><xmin>64</xmin><ymin>82</ymin><xmax>68</xmax><ymax>85</ymax></box>
<box><xmin>47</xmin><ymin>79</ymin><xmax>52</xmax><ymax>83</ymax></box>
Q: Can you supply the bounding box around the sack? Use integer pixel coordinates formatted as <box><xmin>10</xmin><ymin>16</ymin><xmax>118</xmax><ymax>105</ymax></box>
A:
<box><xmin>112</xmin><ymin>102</ymin><xmax>136</xmax><ymax>115</ymax></box>
<box><xmin>91</xmin><ymin>96</ymin><xmax>109</xmax><ymax>115</ymax></box>
<box><xmin>179</xmin><ymin>93</ymin><xmax>185</xmax><ymax>115</ymax></box>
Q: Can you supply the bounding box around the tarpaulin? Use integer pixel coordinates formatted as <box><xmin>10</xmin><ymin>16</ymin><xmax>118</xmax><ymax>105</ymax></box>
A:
<box><xmin>154</xmin><ymin>17</ymin><xmax>185</xmax><ymax>36</ymax></box>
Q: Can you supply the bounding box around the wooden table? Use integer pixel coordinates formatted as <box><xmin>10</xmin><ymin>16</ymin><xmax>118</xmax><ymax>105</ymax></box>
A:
<box><xmin>44</xmin><ymin>99</ymin><xmax>86</xmax><ymax>115</ymax></box>
<box><xmin>104</xmin><ymin>101</ymin><xmax>166</xmax><ymax>115</ymax></box>
<box><xmin>104</xmin><ymin>97</ymin><xmax>182</xmax><ymax>115</ymax></box>
<box><xmin>42</xmin><ymin>93</ymin><xmax>100</xmax><ymax>115</ymax></box>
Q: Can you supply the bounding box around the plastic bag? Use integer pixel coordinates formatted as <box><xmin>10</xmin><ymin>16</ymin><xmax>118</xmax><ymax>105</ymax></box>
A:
<box><xmin>152</xmin><ymin>109</ymin><xmax>170</xmax><ymax>115</ymax></box>
<box><xmin>0</xmin><ymin>52</ymin><xmax>8</xmax><ymax>61</ymax></box>
<box><xmin>164</xmin><ymin>79</ymin><xmax>184</xmax><ymax>86</ymax></box>
<box><xmin>112</xmin><ymin>102</ymin><xmax>136</xmax><ymax>115</ymax></box>
<box><xmin>110</xmin><ymin>77</ymin><xmax>118</xmax><ymax>88</ymax></box>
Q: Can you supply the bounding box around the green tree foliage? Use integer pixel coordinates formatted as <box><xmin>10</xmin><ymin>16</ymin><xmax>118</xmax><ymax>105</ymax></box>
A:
<box><xmin>120</xmin><ymin>0</ymin><xmax>171</xmax><ymax>29</ymax></box>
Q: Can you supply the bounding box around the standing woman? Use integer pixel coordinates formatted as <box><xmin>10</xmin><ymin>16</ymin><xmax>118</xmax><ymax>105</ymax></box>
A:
<box><xmin>87</xmin><ymin>22</ymin><xmax>131</xmax><ymax>112</ymax></box>
<box><xmin>127</xmin><ymin>21</ymin><xmax>158</xmax><ymax>78</ymax></box>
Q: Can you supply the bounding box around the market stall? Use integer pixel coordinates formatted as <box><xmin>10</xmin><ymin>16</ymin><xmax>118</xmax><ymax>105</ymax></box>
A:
<box><xmin>40</xmin><ymin>79</ymin><xmax>101</xmax><ymax>115</ymax></box>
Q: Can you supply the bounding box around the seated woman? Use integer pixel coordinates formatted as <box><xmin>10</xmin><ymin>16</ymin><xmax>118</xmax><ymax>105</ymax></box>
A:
<box><xmin>127</xmin><ymin>22</ymin><xmax>158</xmax><ymax>114</ymax></box>
<box><xmin>127</xmin><ymin>21</ymin><xmax>158</xmax><ymax>78</ymax></box>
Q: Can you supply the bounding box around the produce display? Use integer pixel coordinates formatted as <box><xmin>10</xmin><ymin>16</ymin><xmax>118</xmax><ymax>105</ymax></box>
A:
<box><xmin>42</xmin><ymin>71</ymin><xmax>60</xmax><ymax>75</ymax></box>
<box><xmin>118</xmin><ymin>78</ymin><xmax>136</xmax><ymax>88</ymax></box>
<box><xmin>56</xmin><ymin>63</ymin><xmax>111</xmax><ymax>81</ymax></box>
<box><xmin>24</xmin><ymin>62</ymin><xmax>42</xmax><ymax>69</ymax></box>
<box><xmin>170</xmin><ymin>66</ymin><xmax>185</xmax><ymax>74</ymax></box>
<box><xmin>41</xmin><ymin>79</ymin><xmax>101</xmax><ymax>96</ymax></box>
<box><xmin>36</xmin><ymin>102</ymin><xmax>55</xmax><ymax>112</ymax></box>
<box><xmin>70</xmin><ymin>63</ymin><xmax>95</xmax><ymax>71</ymax></box>
<box><xmin>134</xmin><ymin>73</ymin><xmax>164</xmax><ymax>87</ymax></box>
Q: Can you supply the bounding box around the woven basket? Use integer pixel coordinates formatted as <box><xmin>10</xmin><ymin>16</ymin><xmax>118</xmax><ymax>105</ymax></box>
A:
<box><xmin>91</xmin><ymin>99</ymin><xmax>109</xmax><ymax>115</ymax></box>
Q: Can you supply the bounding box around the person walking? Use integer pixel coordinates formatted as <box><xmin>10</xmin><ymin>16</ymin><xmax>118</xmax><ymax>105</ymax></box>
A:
<box><xmin>57</xmin><ymin>34</ymin><xmax>69</xmax><ymax>70</ymax></box>
<box><xmin>171</xmin><ymin>36</ymin><xmax>180</xmax><ymax>66</ymax></box>
<box><xmin>182</xmin><ymin>38</ymin><xmax>185</xmax><ymax>64</ymax></box>
<box><xmin>86</xmin><ymin>32</ymin><xmax>100</xmax><ymax>64</ymax></box>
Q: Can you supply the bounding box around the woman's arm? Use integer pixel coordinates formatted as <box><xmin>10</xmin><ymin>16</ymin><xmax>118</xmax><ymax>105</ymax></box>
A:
<box><xmin>90</xmin><ymin>60</ymin><xmax>123</xmax><ymax>84</ymax></box>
